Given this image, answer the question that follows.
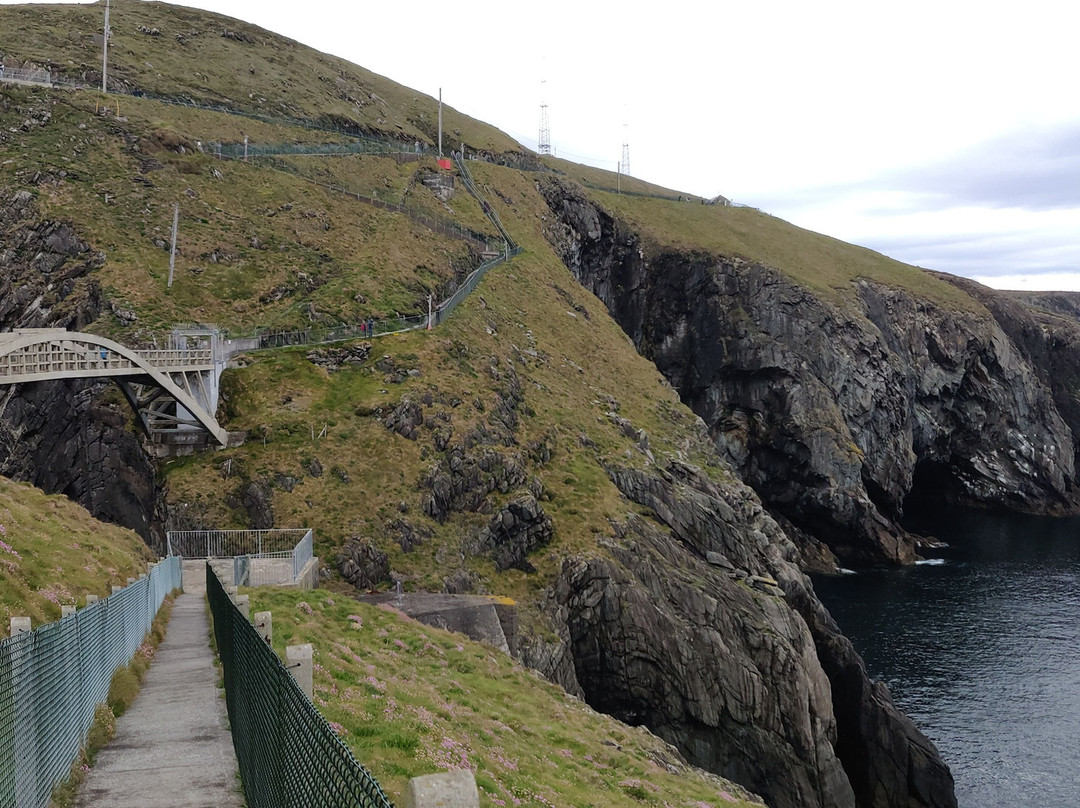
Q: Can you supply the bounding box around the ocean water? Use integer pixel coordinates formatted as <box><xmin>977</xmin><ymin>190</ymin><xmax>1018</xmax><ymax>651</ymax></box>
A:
<box><xmin>813</xmin><ymin>510</ymin><xmax>1080</xmax><ymax>808</ymax></box>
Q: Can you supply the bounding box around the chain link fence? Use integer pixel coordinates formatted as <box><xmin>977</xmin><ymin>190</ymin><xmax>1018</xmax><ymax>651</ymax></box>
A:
<box><xmin>0</xmin><ymin>556</ymin><xmax>182</xmax><ymax>808</ymax></box>
<box><xmin>207</xmin><ymin>566</ymin><xmax>393</xmax><ymax>808</ymax></box>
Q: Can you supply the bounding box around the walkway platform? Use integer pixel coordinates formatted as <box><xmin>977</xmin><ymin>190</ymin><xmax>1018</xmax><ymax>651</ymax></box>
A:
<box><xmin>75</xmin><ymin>562</ymin><xmax>243</xmax><ymax>808</ymax></box>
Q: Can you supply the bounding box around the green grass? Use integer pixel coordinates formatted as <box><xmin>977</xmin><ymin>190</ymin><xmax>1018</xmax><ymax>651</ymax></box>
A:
<box><xmin>0</xmin><ymin>0</ymin><xmax>521</xmax><ymax>154</ymax></box>
<box><xmin>0</xmin><ymin>475</ymin><xmax>156</xmax><ymax>628</ymax></box>
<box><xmin>245</xmin><ymin>587</ymin><xmax>762</xmax><ymax>808</ymax></box>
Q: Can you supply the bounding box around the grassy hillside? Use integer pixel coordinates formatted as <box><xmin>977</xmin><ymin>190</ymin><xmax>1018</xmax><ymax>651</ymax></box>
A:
<box><xmin>248</xmin><ymin>585</ymin><xmax>760</xmax><ymax>808</ymax></box>
<box><xmin>0</xmin><ymin>0</ymin><xmax>519</xmax><ymax>152</ymax></box>
<box><xmin>0</xmin><ymin>475</ymin><xmax>154</xmax><ymax>628</ymax></box>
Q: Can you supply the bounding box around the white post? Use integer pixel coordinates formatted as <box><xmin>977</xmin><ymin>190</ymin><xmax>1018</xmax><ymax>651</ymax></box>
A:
<box><xmin>254</xmin><ymin>611</ymin><xmax>273</xmax><ymax>645</ymax></box>
<box><xmin>9</xmin><ymin>617</ymin><xmax>30</xmax><ymax>638</ymax></box>
<box><xmin>243</xmin><ymin>135</ymin><xmax>249</xmax><ymax>162</ymax></box>
<box><xmin>427</xmin><ymin>294</ymin><xmax>433</xmax><ymax>330</ymax></box>
<box><xmin>167</xmin><ymin>203</ymin><xmax>179</xmax><ymax>288</ymax></box>
<box><xmin>438</xmin><ymin>88</ymin><xmax>442</xmax><ymax>158</ymax></box>
<box><xmin>101</xmin><ymin>0</ymin><xmax>110</xmax><ymax>94</ymax></box>
<box><xmin>86</xmin><ymin>594</ymin><xmax>99</xmax><ymax>606</ymax></box>
<box><xmin>617</xmin><ymin>161</ymin><xmax>621</xmax><ymax>194</ymax></box>
<box><xmin>61</xmin><ymin>605</ymin><xmax>76</xmax><ymax>619</ymax></box>
<box><xmin>285</xmin><ymin>644</ymin><xmax>314</xmax><ymax>700</ymax></box>
<box><xmin>236</xmin><ymin>594</ymin><xmax>250</xmax><ymax>620</ymax></box>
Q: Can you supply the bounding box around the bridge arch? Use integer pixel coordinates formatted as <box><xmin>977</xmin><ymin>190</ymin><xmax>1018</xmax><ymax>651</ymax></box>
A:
<box><xmin>0</xmin><ymin>329</ymin><xmax>228</xmax><ymax>447</ymax></box>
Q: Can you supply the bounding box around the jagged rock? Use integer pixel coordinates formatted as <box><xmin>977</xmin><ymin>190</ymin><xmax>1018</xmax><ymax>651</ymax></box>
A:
<box><xmin>387</xmin><ymin>519</ymin><xmax>430</xmax><ymax>553</ymax></box>
<box><xmin>590</xmin><ymin>459</ymin><xmax>956</xmax><ymax>808</ymax></box>
<box><xmin>443</xmin><ymin>568</ymin><xmax>479</xmax><ymax>594</ymax></box>
<box><xmin>473</xmin><ymin>494</ymin><xmax>553</xmax><ymax>572</ymax></box>
<box><xmin>384</xmin><ymin>398</ymin><xmax>424</xmax><ymax>440</ymax></box>
<box><xmin>422</xmin><ymin>445</ymin><xmax>527</xmax><ymax>522</ymax></box>
<box><xmin>306</xmin><ymin>342</ymin><xmax>372</xmax><ymax>373</ymax></box>
<box><xmin>238</xmin><ymin>481</ymin><xmax>274</xmax><ymax>529</ymax></box>
<box><xmin>305</xmin><ymin>456</ymin><xmax>323</xmax><ymax>477</ymax></box>
<box><xmin>337</xmin><ymin>539</ymin><xmax>390</xmax><ymax>590</ymax></box>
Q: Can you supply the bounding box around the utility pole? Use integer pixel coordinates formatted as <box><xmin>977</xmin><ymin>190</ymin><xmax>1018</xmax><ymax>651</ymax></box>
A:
<box><xmin>167</xmin><ymin>203</ymin><xmax>179</xmax><ymax>288</ymax></box>
<box><xmin>617</xmin><ymin>162</ymin><xmax>621</xmax><ymax>194</ymax></box>
<box><xmin>427</xmin><ymin>294</ymin><xmax>433</xmax><ymax>330</ymax></box>
<box><xmin>437</xmin><ymin>88</ymin><xmax>443</xmax><ymax>157</ymax></box>
<box><xmin>101</xmin><ymin>0</ymin><xmax>111</xmax><ymax>94</ymax></box>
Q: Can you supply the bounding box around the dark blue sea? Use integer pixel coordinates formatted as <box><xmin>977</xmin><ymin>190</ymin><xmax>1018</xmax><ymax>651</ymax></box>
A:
<box><xmin>813</xmin><ymin>510</ymin><xmax>1080</xmax><ymax>808</ymax></box>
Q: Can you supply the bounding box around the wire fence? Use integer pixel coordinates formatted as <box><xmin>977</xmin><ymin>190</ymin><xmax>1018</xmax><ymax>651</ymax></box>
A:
<box><xmin>0</xmin><ymin>556</ymin><xmax>182</xmax><ymax>808</ymax></box>
<box><xmin>207</xmin><ymin>565</ymin><xmax>394</xmax><ymax>808</ymax></box>
<box><xmin>166</xmin><ymin>528</ymin><xmax>309</xmax><ymax>559</ymax></box>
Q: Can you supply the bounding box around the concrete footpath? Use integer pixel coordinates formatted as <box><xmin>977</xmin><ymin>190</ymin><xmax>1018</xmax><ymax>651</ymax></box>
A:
<box><xmin>75</xmin><ymin>561</ymin><xmax>244</xmax><ymax>808</ymax></box>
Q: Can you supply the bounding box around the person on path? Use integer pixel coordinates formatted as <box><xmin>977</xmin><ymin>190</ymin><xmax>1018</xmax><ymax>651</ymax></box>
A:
<box><xmin>367</xmin><ymin>316</ymin><xmax>375</xmax><ymax>338</ymax></box>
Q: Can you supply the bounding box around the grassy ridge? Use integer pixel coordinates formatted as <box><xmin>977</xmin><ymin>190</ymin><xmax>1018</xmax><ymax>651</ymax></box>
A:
<box><xmin>247</xmin><ymin>586</ymin><xmax>761</xmax><ymax>808</ymax></box>
<box><xmin>0</xmin><ymin>0</ymin><xmax>519</xmax><ymax>153</ymax></box>
<box><xmin>0</xmin><ymin>475</ymin><xmax>154</xmax><ymax>627</ymax></box>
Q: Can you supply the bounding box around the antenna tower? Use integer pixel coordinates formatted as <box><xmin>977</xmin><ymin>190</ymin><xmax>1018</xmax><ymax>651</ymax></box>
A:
<box><xmin>538</xmin><ymin>80</ymin><xmax>551</xmax><ymax>156</ymax></box>
<box><xmin>621</xmin><ymin>124</ymin><xmax>630</xmax><ymax>176</ymax></box>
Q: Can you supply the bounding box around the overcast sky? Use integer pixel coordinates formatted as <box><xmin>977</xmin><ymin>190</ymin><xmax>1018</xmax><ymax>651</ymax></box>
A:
<box><xmin>7</xmin><ymin>0</ymin><xmax>1080</xmax><ymax>290</ymax></box>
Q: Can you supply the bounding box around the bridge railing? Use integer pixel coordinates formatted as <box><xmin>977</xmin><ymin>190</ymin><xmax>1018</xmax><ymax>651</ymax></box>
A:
<box><xmin>166</xmin><ymin>529</ymin><xmax>309</xmax><ymax>560</ymax></box>
<box><xmin>207</xmin><ymin>565</ymin><xmax>393</xmax><ymax>808</ymax></box>
<box><xmin>0</xmin><ymin>557</ymin><xmax>182</xmax><ymax>808</ymax></box>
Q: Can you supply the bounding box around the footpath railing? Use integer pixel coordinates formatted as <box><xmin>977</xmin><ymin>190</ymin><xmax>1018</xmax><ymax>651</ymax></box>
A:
<box><xmin>166</xmin><ymin>528</ymin><xmax>309</xmax><ymax>559</ymax></box>
<box><xmin>0</xmin><ymin>556</ymin><xmax>182</xmax><ymax>808</ymax></box>
<box><xmin>232</xmin><ymin>529</ymin><xmax>313</xmax><ymax>587</ymax></box>
<box><xmin>207</xmin><ymin>565</ymin><xmax>393</xmax><ymax>808</ymax></box>
<box><xmin>452</xmin><ymin>152</ymin><xmax>517</xmax><ymax>249</ymax></box>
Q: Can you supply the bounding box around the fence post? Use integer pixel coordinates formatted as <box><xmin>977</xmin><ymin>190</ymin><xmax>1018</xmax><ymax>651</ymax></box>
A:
<box><xmin>254</xmin><ymin>611</ymin><xmax>272</xmax><ymax>645</ymax></box>
<box><xmin>285</xmin><ymin>644</ymin><xmax>313</xmax><ymax>700</ymax></box>
<box><xmin>236</xmin><ymin>594</ymin><xmax>250</xmax><ymax>620</ymax></box>
<box><xmin>9</xmin><ymin>617</ymin><xmax>30</xmax><ymax>637</ymax></box>
<box><xmin>61</xmin><ymin>606</ymin><xmax>76</xmax><ymax>619</ymax></box>
<box><xmin>86</xmin><ymin>594</ymin><xmax>99</xmax><ymax>606</ymax></box>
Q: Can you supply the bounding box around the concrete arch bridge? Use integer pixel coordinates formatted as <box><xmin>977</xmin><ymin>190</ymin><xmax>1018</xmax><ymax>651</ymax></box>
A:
<box><xmin>0</xmin><ymin>328</ymin><xmax>228</xmax><ymax>451</ymax></box>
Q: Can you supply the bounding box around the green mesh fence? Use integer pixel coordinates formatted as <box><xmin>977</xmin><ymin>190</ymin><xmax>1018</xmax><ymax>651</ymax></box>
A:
<box><xmin>206</xmin><ymin>566</ymin><xmax>393</xmax><ymax>808</ymax></box>
<box><xmin>0</xmin><ymin>557</ymin><xmax>181</xmax><ymax>808</ymax></box>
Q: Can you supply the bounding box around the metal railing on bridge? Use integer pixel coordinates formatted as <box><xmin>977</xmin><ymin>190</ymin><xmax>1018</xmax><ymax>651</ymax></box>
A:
<box><xmin>0</xmin><ymin>557</ymin><xmax>182</xmax><ymax>808</ymax></box>
<box><xmin>207</xmin><ymin>566</ymin><xmax>393</xmax><ymax>808</ymax></box>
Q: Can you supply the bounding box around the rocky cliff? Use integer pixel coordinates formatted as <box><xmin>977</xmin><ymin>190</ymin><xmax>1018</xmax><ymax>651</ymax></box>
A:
<box><xmin>523</xmin><ymin>458</ymin><xmax>955</xmax><ymax>808</ymax></box>
<box><xmin>0</xmin><ymin>185</ymin><xmax>159</xmax><ymax>544</ymax></box>
<box><xmin>539</xmin><ymin>177</ymin><xmax>1077</xmax><ymax>567</ymax></box>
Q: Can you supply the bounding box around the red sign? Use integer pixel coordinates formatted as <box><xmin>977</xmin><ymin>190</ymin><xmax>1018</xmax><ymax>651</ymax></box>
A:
<box><xmin>437</xmin><ymin>158</ymin><xmax>453</xmax><ymax>170</ymax></box>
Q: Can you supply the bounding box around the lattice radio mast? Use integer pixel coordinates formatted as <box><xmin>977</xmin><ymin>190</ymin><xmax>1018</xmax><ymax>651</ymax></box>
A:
<box><xmin>538</xmin><ymin>79</ymin><xmax>551</xmax><ymax>156</ymax></box>
<box><xmin>621</xmin><ymin>123</ymin><xmax>631</xmax><ymax>176</ymax></box>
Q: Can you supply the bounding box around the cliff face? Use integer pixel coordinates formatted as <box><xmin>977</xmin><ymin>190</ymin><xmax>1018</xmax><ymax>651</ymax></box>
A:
<box><xmin>539</xmin><ymin>178</ymin><xmax>1076</xmax><ymax>567</ymax></box>
<box><xmin>0</xmin><ymin>186</ymin><xmax>158</xmax><ymax>543</ymax></box>
<box><xmin>522</xmin><ymin>456</ymin><xmax>955</xmax><ymax>808</ymax></box>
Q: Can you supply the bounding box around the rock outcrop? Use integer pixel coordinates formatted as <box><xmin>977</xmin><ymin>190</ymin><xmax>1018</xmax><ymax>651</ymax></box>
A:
<box><xmin>539</xmin><ymin>177</ymin><xmax>1076</xmax><ymax>566</ymax></box>
<box><xmin>0</xmin><ymin>186</ymin><xmax>157</xmax><ymax>543</ymax></box>
<box><xmin>525</xmin><ymin>459</ymin><xmax>955</xmax><ymax>808</ymax></box>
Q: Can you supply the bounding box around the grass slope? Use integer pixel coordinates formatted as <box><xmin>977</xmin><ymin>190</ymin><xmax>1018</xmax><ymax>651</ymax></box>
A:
<box><xmin>0</xmin><ymin>475</ymin><xmax>155</xmax><ymax>628</ymax></box>
<box><xmin>0</xmin><ymin>0</ymin><xmax>519</xmax><ymax>153</ymax></box>
<box><xmin>248</xmin><ymin>586</ymin><xmax>761</xmax><ymax>808</ymax></box>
